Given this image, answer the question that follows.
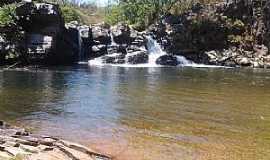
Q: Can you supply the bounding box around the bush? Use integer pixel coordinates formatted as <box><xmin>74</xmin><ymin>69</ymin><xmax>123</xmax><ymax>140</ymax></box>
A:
<box><xmin>0</xmin><ymin>4</ymin><xmax>17</xmax><ymax>27</ymax></box>
<box><xmin>60</xmin><ymin>5</ymin><xmax>81</xmax><ymax>23</ymax></box>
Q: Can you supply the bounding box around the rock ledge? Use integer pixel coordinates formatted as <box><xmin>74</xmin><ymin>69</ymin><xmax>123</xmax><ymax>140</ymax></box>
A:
<box><xmin>0</xmin><ymin>121</ymin><xmax>110</xmax><ymax>160</ymax></box>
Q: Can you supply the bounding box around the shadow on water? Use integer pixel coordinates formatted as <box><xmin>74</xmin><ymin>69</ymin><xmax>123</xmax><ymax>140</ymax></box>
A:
<box><xmin>1</xmin><ymin>66</ymin><xmax>270</xmax><ymax>159</ymax></box>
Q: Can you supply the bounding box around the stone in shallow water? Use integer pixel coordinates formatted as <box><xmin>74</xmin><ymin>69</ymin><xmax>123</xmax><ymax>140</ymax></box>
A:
<box><xmin>156</xmin><ymin>55</ymin><xmax>179</xmax><ymax>66</ymax></box>
<box><xmin>127</xmin><ymin>51</ymin><xmax>149</xmax><ymax>64</ymax></box>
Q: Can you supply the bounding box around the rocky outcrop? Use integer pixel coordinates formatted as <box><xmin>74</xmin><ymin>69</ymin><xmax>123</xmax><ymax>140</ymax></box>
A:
<box><xmin>149</xmin><ymin>0</ymin><xmax>270</xmax><ymax>68</ymax></box>
<box><xmin>16</xmin><ymin>2</ymin><xmax>66</xmax><ymax>64</ymax></box>
<box><xmin>91</xmin><ymin>24</ymin><xmax>111</xmax><ymax>45</ymax></box>
<box><xmin>0</xmin><ymin>2</ymin><xmax>90</xmax><ymax>65</ymax></box>
<box><xmin>0</xmin><ymin>121</ymin><xmax>110</xmax><ymax>160</ymax></box>
<box><xmin>89</xmin><ymin>23</ymin><xmax>148</xmax><ymax>65</ymax></box>
<box><xmin>111</xmin><ymin>23</ymin><xmax>137</xmax><ymax>44</ymax></box>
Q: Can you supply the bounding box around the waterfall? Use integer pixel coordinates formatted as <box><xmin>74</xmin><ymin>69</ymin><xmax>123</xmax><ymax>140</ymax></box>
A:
<box><xmin>89</xmin><ymin>35</ymin><xmax>207</xmax><ymax>67</ymax></box>
<box><xmin>146</xmin><ymin>36</ymin><xmax>166</xmax><ymax>65</ymax></box>
<box><xmin>78</xmin><ymin>29</ymin><xmax>82</xmax><ymax>61</ymax></box>
<box><xmin>110</xmin><ymin>32</ymin><xmax>117</xmax><ymax>46</ymax></box>
<box><xmin>146</xmin><ymin>36</ymin><xmax>193</xmax><ymax>66</ymax></box>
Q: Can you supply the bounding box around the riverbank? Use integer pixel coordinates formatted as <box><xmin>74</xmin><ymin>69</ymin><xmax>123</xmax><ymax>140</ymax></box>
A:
<box><xmin>0</xmin><ymin>121</ymin><xmax>111</xmax><ymax>160</ymax></box>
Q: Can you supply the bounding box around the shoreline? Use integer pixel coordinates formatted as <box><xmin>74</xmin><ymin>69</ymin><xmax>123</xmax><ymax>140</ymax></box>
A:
<box><xmin>0</xmin><ymin>121</ymin><xmax>111</xmax><ymax>160</ymax></box>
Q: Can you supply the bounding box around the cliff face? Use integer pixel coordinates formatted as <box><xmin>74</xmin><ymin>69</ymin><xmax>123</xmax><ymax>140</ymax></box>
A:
<box><xmin>0</xmin><ymin>1</ymin><xmax>88</xmax><ymax>65</ymax></box>
<box><xmin>16</xmin><ymin>2</ymin><xmax>63</xmax><ymax>63</ymax></box>
<box><xmin>150</xmin><ymin>0</ymin><xmax>270</xmax><ymax>68</ymax></box>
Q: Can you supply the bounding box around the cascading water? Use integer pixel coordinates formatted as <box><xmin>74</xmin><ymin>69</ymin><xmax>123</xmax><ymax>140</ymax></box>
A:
<box><xmin>146</xmin><ymin>36</ymin><xmax>193</xmax><ymax>66</ymax></box>
<box><xmin>146</xmin><ymin>36</ymin><xmax>166</xmax><ymax>65</ymax></box>
<box><xmin>89</xmin><ymin>36</ymin><xmax>211</xmax><ymax>67</ymax></box>
<box><xmin>110</xmin><ymin>32</ymin><xmax>117</xmax><ymax>46</ymax></box>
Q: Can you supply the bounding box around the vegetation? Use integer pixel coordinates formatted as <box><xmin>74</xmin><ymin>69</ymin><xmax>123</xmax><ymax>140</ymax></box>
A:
<box><xmin>42</xmin><ymin>0</ymin><xmax>104</xmax><ymax>24</ymax></box>
<box><xmin>105</xmin><ymin>0</ymin><xmax>226</xmax><ymax>28</ymax></box>
<box><xmin>60</xmin><ymin>5</ymin><xmax>82</xmax><ymax>23</ymax></box>
<box><xmin>0</xmin><ymin>3</ymin><xmax>17</xmax><ymax>27</ymax></box>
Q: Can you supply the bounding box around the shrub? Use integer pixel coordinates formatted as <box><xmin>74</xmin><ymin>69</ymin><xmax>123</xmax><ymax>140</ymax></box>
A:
<box><xmin>0</xmin><ymin>3</ymin><xmax>17</xmax><ymax>27</ymax></box>
<box><xmin>60</xmin><ymin>5</ymin><xmax>81</xmax><ymax>23</ymax></box>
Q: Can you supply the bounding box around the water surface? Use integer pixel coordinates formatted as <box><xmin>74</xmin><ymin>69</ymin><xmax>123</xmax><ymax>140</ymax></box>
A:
<box><xmin>0</xmin><ymin>66</ymin><xmax>270</xmax><ymax>160</ymax></box>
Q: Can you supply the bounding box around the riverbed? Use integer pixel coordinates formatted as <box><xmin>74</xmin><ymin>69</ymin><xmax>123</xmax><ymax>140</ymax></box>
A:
<box><xmin>0</xmin><ymin>65</ymin><xmax>270</xmax><ymax>160</ymax></box>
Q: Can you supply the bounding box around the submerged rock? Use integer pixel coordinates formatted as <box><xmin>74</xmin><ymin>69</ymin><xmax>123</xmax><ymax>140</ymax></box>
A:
<box><xmin>156</xmin><ymin>55</ymin><xmax>179</xmax><ymax>66</ymax></box>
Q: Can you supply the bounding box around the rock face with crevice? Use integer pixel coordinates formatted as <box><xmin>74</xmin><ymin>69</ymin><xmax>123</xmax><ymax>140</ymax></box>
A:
<box><xmin>0</xmin><ymin>121</ymin><xmax>111</xmax><ymax>160</ymax></box>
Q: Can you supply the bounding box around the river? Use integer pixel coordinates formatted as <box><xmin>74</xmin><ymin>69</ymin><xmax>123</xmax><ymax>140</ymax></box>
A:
<box><xmin>0</xmin><ymin>65</ymin><xmax>270</xmax><ymax>160</ymax></box>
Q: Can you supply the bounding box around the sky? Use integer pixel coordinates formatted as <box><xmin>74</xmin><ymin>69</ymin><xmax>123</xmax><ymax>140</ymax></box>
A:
<box><xmin>84</xmin><ymin>0</ymin><xmax>111</xmax><ymax>7</ymax></box>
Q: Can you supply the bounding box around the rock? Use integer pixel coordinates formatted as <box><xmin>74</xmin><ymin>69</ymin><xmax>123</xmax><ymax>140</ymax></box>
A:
<box><xmin>102</xmin><ymin>54</ymin><xmax>125</xmax><ymax>64</ymax></box>
<box><xmin>126</xmin><ymin>51</ymin><xmax>148</xmax><ymax>64</ymax></box>
<box><xmin>145</xmin><ymin>0</ymin><xmax>270</xmax><ymax>68</ymax></box>
<box><xmin>111</xmin><ymin>23</ymin><xmax>133</xmax><ymax>44</ymax></box>
<box><xmin>107</xmin><ymin>45</ymin><xmax>126</xmax><ymax>55</ymax></box>
<box><xmin>156</xmin><ymin>55</ymin><xmax>179</xmax><ymax>66</ymax></box>
<box><xmin>205</xmin><ymin>50</ymin><xmax>218</xmax><ymax>61</ymax></box>
<box><xmin>91</xmin><ymin>25</ymin><xmax>111</xmax><ymax>45</ymax></box>
<box><xmin>0</xmin><ymin>121</ymin><xmax>111</xmax><ymax>160</ymax></box>
<box><xmin>0</xmin><ymin>121</ymin><xmax>4</xmax><ymax>127</ymax></box>
<box><xmin>254</xmin><ymin>45</ymin><xmax>269</xmax><ymax>57</ymax></box>
<box><xmin>91</xmin><ymin>45</ymin><xmax>107</xmax><ymax>57</ymax></box>
<box><xmin>236</xmin><ymin>57</ymin><xmax>252</xmax><ymax>66</ymax></box>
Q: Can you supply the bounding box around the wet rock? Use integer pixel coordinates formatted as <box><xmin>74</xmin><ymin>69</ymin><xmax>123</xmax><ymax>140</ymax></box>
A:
<box><xmin>236</xmin><ymin>57</ymin><xmax>252</xmax><ymax>66</ymax></box>
<box><xmin>107</xmin><ymin>45</ymin><xmax>126</xmax><ymax>55</ymax></box>
<box><xmin>126</xmin><ymin>51</ymin><xmax>148</xmax><ymax>64</ymax></box>
<box><xmin>91</xmin><ymin>45</ymin><xmax>107</xmax><ymax>57</ymax></box>
<box><xmin>156</xmin><ymin>55</ymin><xmax>179</xmax><ymax>66</ymax></box>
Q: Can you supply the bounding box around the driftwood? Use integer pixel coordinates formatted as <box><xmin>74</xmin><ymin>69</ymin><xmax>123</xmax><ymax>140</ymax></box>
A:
<box><xmin>0</xmin><ymin>121</ymin><xmax>111</xmax><ymax>160</ymax></box>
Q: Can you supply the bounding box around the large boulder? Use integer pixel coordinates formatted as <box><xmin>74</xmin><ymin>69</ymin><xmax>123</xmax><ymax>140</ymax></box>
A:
<box><xmin>126</xmin><ymin>51</ymin><xmax>148</xmax><ymax>64</ymax></box>
<box><xmin>111</xmin><ymin>23</ymin><xmax>135</xmax><ymax>44</ymax></box>
<box><xmin>91</xmin><ymin>24</ymin><xmax>111</xmax><ymax>45</ymax></box>
<box><xmin>91</xmin><ymin>45</ymin><xmax>107</xmax><ymax>57</ymax></box>
<box><xmin>156</xmin><ymin>55</ymin><xmax>179</xmax><ymax>66</ymax></box>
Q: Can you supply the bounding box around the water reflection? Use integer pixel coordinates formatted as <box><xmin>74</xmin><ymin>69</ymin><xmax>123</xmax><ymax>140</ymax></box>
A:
<box><xmin>0</xmin><ymin>66</ymin><xmax>270</xmax><ymax>160</ymax></box>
